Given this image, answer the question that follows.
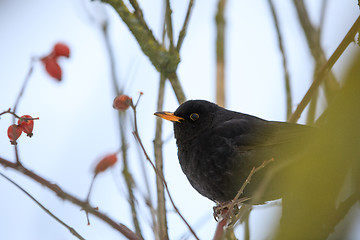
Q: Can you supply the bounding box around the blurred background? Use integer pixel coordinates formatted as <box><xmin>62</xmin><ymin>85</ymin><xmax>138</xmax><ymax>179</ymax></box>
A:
<box><xmin>0</xmin><ymin>0</ymin><xmax>359</xmax><ymax>239</ymax></box>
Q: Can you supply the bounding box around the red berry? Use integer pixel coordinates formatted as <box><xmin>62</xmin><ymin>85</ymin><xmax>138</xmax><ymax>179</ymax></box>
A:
<box><xmin>53</xmin><ymin>43</ymin><xmax>70</xmax><ymax>58</ymax></box>
<box><xmin>18</xmin><ymin>115</ymin><xmax>34</xmax><ymax>137</ymax></box>
<box><xmin>41</xmin><ymin>56</ymin><xmax>62</xmax><ymax>81</ymax></box>
<box><xmin>7</xmin><ymin>124</ymin><xmax>22</xmax><ymax>145</ymax></box>
<box><xmin>94</xmin><ymin>153</ymin><xmax>118</xmax><ymax>174</ymax></box>
<box><xmin>113</xmin><ymin>95</ymin><xmax>132</xmax><ymax>111</ymax></box>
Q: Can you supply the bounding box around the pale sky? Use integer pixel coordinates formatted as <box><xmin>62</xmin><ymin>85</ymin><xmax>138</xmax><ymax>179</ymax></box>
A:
<box><xmin>0</xmin><ymin>0</ymin><xmax>359</xmax><ymax>239</ymax></box>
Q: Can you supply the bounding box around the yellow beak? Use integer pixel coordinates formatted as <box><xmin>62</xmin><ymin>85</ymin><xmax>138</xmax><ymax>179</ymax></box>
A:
<box><xmin>154</xmin><ymin>111</ymin><xmax>184</xmax><ymax>123</ymax></box>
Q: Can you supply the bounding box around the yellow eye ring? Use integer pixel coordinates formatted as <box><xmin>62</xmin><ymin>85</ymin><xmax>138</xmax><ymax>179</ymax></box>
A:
<box><xmin>190</xmin><ymin>113</ymin><xmax>199</xmax><ymax>121</ymax></box>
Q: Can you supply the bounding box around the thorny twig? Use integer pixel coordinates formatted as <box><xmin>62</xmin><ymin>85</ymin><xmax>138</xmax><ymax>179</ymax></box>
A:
<box><xmin>129</xmin><ymin>97</ymin><xmax>200</xmax><ymax>240</ymax></box>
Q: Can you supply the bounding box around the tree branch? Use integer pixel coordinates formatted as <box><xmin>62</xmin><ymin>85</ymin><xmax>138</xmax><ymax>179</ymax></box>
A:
<box><xmin>101</xmin><ymin>18</ymin><xmax>143</xmax><ymax>237</ymax></box>
<box><xmin>176</xmin><ymin>0</ymin><xmax>194</xmax><ymax>52</ymax></box>
<box><xmin>0</xmin><ymin>172</ymin><xmax>85</xmax><ymax>240</ymax></box>
<box><xmin>0</xmin><ymin>157</ymin><xmax>141</xmax><ymax>240</ymax></box>
<box><xmin>102</xmin><ymin>0</ymin><xmax>180</xmax><ymax>74</ymax></box>
<box><xmin>154</xmin><ymin>74</ymin><xmax>169</xmax><ymax>240</ymax></box>
<box><xmin>167</xmin><ymin>72</ymin><xmax>186</xmax><ymax>104</ymax></box>
<box><xmin>267</xmin><ymin>0</ymin><xmax>292</xmax><ymax>119</ymax></box>
<box><xmin>129</xmin><ymin>0</ymin><xmax>147</xmax><ymax>28</ymax></box>
<box><xmin>130</xmin><ymin>100</ymin><xmax>199</xmax><ymax>240</ymax></box>
<box><xmin>215</xmin><ymin>0</ymin><xmax>227</xmax><ymax>107</ymax></box>
<box><xmin>292</xmin><ymin>0</ymin><xmax>339</xmax><ymax>102</ymax></box>
<box><xmin>288</xmin><ymin>15</ymin><xmax>360</xmax><ymax>123</ymax></box>
<box><xmin>165</xmin><ymin>0</ymin><xmax>174</xmax><ymax>50</ymax></box>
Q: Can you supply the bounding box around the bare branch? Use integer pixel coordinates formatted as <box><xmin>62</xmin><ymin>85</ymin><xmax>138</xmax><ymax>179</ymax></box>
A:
<box><xmin>0</xmin><ymin>172</ymin><xmax>85</xmax><ymax>240</ymax></box>
<box><xmin>165</xmin><ymin>0</ymin><xmax>174</xmax><ymax>50</ymax></box>
<box><xmin>130</xmin><ymin>101</ymin><xmax>199</xmax><ymax>240</ymax></box>
<box><xmin>215</xmin><ymin>0</ymin><xmax>227</xmax><ymax>107</ymax></box>
<box><xmin>154</xmin><ymin>74</ymin><xmax>169</xmax><ymax>240</ymax></box>
<box><xmin>102</xmin><ymin>0</ymin><xmax>180</xmax><ymax>74</ymax></box>
<box><xmin>167</xmin><ymin>72</ymin><xmax>186</xmax><ymax>104</ymax></box>
<box><xmin>267</xmin><ymin>0</ymin><xmax>292</xmax><ymax>119</ymax></box>
<box><xmin>13</xmin><ymin>58</ymin><xmax>36</xmax><ymax>115</ymax></box>
<box><xmin>129</xmin><ymin>0</ymin><xmax>147</xmax><ymax>28</ymax></box>
<box><xmin>292</xmin><ymin>0</ymin><xmax>339</xmax><ymax>102</ymax></box>
<box><xmin>176</xmin><ymin>0</ymin><xmax>194</xmax><ymax>52</ymax></box>
<box><xmin>288</xmin><ymin>15</ymin><xmax>360</xmax><ymax>123</ymax></box>
<box><xmin>0</xmin><ymin>157</ymin><xmax>141</xmax><ymax>240</ymax></box>
<box><xmin>98</xmin><ymin>16</ymin><xmax>144</xmax><ymax>237</ymax></box>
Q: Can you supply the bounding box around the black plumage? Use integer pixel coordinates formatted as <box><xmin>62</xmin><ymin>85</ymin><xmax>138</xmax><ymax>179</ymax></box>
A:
<box><xmin>155</xmin><ymin>100</ymin><xmax>311</xmax><ymax>203</ymax></box>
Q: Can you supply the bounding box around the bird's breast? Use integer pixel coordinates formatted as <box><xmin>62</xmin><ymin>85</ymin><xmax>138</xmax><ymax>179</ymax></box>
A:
<box><xmin>176</xmin><ymin>133</ymin><xmax>239</xmax><ymax>201</ymax></box>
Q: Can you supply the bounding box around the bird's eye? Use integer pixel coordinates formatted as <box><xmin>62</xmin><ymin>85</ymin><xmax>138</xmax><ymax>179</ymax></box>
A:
<box><xmin>190</xmin><ymin>113</ymin><xmax>199</xmax><ymax>121</ymax></box>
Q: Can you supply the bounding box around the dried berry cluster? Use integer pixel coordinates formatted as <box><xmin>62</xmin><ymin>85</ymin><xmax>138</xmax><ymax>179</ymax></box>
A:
<box><xmin>7</xmin><ymin>115</ymin><xmax>35</xmax><ymax>145</ymax></box>
<box><xmin>41</xmin><ymin>43</ymin><xmax>70</xmax><ymax>81</ymax></box>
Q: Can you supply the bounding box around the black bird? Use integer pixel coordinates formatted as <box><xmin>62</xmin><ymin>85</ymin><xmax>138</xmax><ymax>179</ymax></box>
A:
<box><xmin>155</xmin><ymin>100</ymin><xmax>311</xmax><ymax>203</ymax></box>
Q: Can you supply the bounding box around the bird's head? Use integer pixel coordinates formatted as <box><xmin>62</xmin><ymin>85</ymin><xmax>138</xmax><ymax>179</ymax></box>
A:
<box><xmin>155</xmin><ymin>100</ymin><xmax>223</xmax><ymax>143</ymax></box>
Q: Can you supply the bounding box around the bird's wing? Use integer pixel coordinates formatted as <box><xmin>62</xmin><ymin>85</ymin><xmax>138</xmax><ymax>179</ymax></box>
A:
<box><xmin>212</xmin><ymin>118</ymin><xmax>311</xmax><ymax>151</ymax></box>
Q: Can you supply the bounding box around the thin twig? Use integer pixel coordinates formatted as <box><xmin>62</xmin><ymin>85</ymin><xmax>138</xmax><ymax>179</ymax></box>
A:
<box><xmin>318</xmin><ymin>0</ymin><xmax>328</xmax><ymax>41</ymax></box>
<box><xmin>86</xmin><ymin>174</ymin><xmax>97</xmax><ymax>202</ymax></box>
<box><xmin>167</xmin><ymin>72</ymin><xmax>186</xmax><ymax>104</ymax></box>
<box><xmin>129</xmin><ymin>0</ymin><xmax>147</xmax><ymax>28</ymax></box>
<box><xmin>129</xmin><ymin>102</ymin><xmax>199</xmax><ymax>240</ymax></box>
<box><xmin>0</xmin><ymin>109</ymin><xmax>38</xmax><ymax>120</ymax></box>
<box><xmin>292</xmin><ymin>0</ymin><xmax>339</xmax><ymax>102</ymax></box>
<box><xmin>120</xmin><ymin>113</ymin><xmax>143</xmax><ymax>237</ymax></box>
<box><xmin>288</xmin><ymin>15</ymin><xmax>360</xmax><ymax>123</ymax></box>
<box><xmin>305</xmin><ymin>83</ymin><xmax>319</xmax><ymax>125</ymax></box>
<box><xmin>14</xmin><ymin>145</ymin><xmax>22</xmax><ymax>166</ymax></box>
<box><xmin>0</xmin><ymin>157</ymin><xmax>141</xmax><ymax>240</ymax></box>
<box><xmin>154</xmin><ymin>11</ymin><xmax>170</xmax><ymax>239</ymax></box>
<box><xmin>306</xmin><ymin>0</ymin><xmax>328</xmax><ymax>125</ymax></box>
<box><xmin>224</xmin><ymin>158</ymin><xmax>274</xmax><ymax>222</ymax></box>
<box><xmin>213</xmin><ymin>216</ymin><xmax>228</xmax><ymax>240</ymax></box>
<box><xmin>267</xmin><ymin>0</ymin><xmax>292</xmax><ymax>119</ymax></box>
<box><xmin>13</xmin><ymin>58</ymin><xmax>36</xmax><ymax>114</ymax></box>
<box><xmin>102</xmin><ymin>18</ymin><xmax>143</xmax><ymax>237</ymax></box>
<box><xmin>0</xmin><ymin>172</ymin><xmax>85</xmax><ymax>240</ymax></box>
<box><xmin>328</xmin><ymin>193</ymin><xmax>359</xmax><ymax>234</ymax></box>
<box><xmin>215</xmin><ymin>0</ymin><xmax>227</xmax><ymax>107</ymax></box>
<box><xmin>176</xmin><ymin>0</ymin><xmax>194</xmax><ymax>52</ymax></box>
<box><xmin>212</xmin><ymin>158</ymin><xmax>274</xmax><ymax>239</ymax></box>
<box><xmin>165</xmin><ymin>0</ymin><xmax>174</xmax><ymax>50</ymax></box>
<box><xmin>243</xmin><ymin>209</ymin><xmax>251</xmax><ymax>240</ymax></box>
<box><xmin>154</xmin><ymin>74</ymin><xmax>169</xmax><ymax>240</ymax></box>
